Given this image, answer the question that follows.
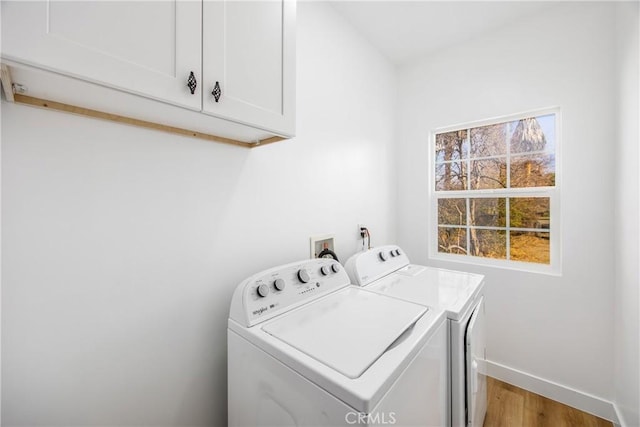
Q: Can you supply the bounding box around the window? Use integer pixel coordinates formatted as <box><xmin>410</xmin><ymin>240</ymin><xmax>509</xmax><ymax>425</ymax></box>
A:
<box><xmin>430</xmin><ymin>109</ymin><xmax>560</xmax><ymax>274</ymax></box>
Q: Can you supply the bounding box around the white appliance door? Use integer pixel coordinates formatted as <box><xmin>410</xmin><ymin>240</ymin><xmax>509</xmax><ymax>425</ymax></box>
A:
<box><xmin>262</xmin><ymin>287</ymin><xmax>428</xmax><ymax>379</ymax></box>
<box><xmin>465</xmin><ymin>297</ymin><xmax>487</xmax><ymax>427</ymax></box>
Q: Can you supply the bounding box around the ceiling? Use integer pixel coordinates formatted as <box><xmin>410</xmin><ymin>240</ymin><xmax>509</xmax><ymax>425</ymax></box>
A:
<box><xmin>329</xmin><ymin>1</ymin><xmax>557</xmax><ymax>65</ymax></box>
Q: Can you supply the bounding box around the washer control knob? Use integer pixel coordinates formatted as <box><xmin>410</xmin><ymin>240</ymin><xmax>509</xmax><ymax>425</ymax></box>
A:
<box><xmin>390</xmin><ymin>250</ymin><xmax>397</xmax><ymax>257</ymax></box>
<box><xmin>379</xmin><ymin>251</ymin><xmax>388</xmax><ymax>262</ymax></box>
<box><xmin>331</xmin><ymin>263</ymin><xmax>341</xmax><ymax>273</ymax></box>
<box><xmin>256</xmin><ymin>284</ymin><xmax>270</xmax><ymax>297</ymax></box>
<box><xmin>297</xmin><ymin>269</ymin><xmax>311</xmax><ymax>283</ymax></box>
<box><xmin>274</xmin><ymin>278</ymin><xmax>285</xmax><ymax>291</ymax></box>
<box><xmin>396</xmin><ymin>249</ymin><xmax>402</xmax><ymax>256</ymax></box>
<box><xmin>320</xmin><ymin>265</ymin><xmax>331</xmax><ymax>276</ymax></box>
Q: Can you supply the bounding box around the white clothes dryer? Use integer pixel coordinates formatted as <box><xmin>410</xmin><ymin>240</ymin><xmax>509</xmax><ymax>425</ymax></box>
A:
<box><xmin>345</xmin><ymin>246</ymin><xmax>487</xmax><ymax>427</ymax></box>
<box><xmin>228</xmin><ymin>258</ymin><xmax>447</xmax><ymax>427</ymax></box>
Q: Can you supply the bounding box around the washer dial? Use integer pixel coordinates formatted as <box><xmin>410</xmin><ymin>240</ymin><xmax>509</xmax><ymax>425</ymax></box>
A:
<box><xmin>274</xmin><ymin>278</ymin><xmax>285</xmax><ymax>291</ymax></box>
<box><xmin>297</xmin><ymin>269</ymin><xmax>311</xmax><ymax>283</ymax></box>
<box><xmin>256</xmin><ymin>284</ymin><xmax>270</xmax><ymax>297</ymax></box>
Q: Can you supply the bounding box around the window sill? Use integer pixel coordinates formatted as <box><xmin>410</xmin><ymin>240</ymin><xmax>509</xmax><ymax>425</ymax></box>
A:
<box><xmin>429</xmin><ymin>252</ymin><xmax>562</xmax><ymax>276</ymax></box>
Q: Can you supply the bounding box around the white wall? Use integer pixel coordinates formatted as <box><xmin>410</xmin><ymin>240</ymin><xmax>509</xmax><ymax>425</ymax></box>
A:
<box><xmin>0</xmin><ymin>3</ymin><xmax>397</xmax><ymax>425</ymax></box>
<box><xmin>613</xmin><ymin>3</ymin><xmax>640</xmax><ymax>426</ymax></box>
<box><xmin>396</xmin><ymin>2</ymin><xmax>619</xmax><ymax>418</ymax></box>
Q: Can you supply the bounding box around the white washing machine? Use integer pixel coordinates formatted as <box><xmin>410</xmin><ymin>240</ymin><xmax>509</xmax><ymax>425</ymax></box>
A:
<box><xmin>345</xmin><ymin>246</ymin><xmax>486</xmax><ymax>427</ymax></box>
<box><xmin>228</xmin><ymin>257</ymin><xmax>447</xmax><ymax>426</ymax></box>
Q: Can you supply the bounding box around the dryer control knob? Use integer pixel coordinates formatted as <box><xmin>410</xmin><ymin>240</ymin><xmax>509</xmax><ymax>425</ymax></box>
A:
<box><xmin>320</xmin><ymin>265</ymin><xmax>331</xmax><ymax>276</ymax></box>
<box><xmin>390</xmin><ymin>250</ymin><xmax>397</xmax><ymax>257</ymax></box>
<box><xmin>396</xmin><ymin>249</ymin><xmax>402</xmax><ymax>256</ymax></box>
<box><xmin>331</xmin><ymin>263</ymin><xmax>341</xmax><ymax>273</ymax></box>
<box><xmin>297</xmin><ymin>269</ymin><xmax>311</xmax><ymax>283</ymax></box>
<box><xmin>379</xmin><ymin>251</ymin><xmax>388</xmax><ymax>262</ymax></box>
<box><xmin>257</xmin><ymin>284</ymin><xmax>270</xmax><ymax>297</ymax></box>
<box><xmin>274</xmin><ymin>278</ymin><xmax>285</xmax><ymax>291</ymax></box>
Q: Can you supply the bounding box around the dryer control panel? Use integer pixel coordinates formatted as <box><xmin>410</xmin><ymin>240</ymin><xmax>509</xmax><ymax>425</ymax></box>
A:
<box><xmin>229</xmin><ymin>258</ymin><xmax>350</xmax><ymax>327</ymax></box>
<box><xmin>344</xmin><ymin>245</ymin><xmax>410</xmax><ymax>286</ymax></box>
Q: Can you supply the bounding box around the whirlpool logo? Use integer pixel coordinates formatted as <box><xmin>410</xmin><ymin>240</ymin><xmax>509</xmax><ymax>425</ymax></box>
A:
<box><xmin>345</xmin><ymin>412</ymin><xmax>396</xmax><ymax>425</ymax></box>
<box><xmin>252</xmin><ymin>307</ymin><xmax>268</xmax><ymax>316</ymax></box>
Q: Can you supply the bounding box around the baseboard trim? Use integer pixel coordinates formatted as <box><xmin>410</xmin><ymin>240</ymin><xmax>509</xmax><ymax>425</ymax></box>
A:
<box><xmin>486</xmin><ymin>360</ymin><xmax>619</xmax><ymax>424</ymax></box>
<box><xmin>612</xmin><ymin>402</ymin><xmax>627</xmax><ymax>427</ymax></box>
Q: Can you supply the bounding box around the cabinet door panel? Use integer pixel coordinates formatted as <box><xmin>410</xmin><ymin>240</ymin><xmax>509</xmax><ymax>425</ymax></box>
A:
<box><xmin>203</xmin><ymin>0</ymin><xmax>295</xmax><ymax>136</ymax></box>
<box><xmin>1</xmin><ymin>1</ymin><xmax>201</xmax><ymax>110</ymax></box>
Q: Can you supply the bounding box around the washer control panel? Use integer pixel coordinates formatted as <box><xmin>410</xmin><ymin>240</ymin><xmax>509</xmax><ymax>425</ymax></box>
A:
<box><xmin>229</xmin><ymin>258</ymin><xmax>349</xmax><ymax>327</ymax></box>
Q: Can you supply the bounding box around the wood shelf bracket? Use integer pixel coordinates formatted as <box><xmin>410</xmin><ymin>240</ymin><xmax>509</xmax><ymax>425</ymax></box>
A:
<box><xmin>1</xmin><ymin>63</ymin><xmax>16</xmax><ymax>102</ymax></box>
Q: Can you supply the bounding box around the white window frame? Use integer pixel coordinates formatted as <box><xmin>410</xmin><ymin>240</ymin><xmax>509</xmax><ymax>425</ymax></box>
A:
<box><xmin>428</xmin><ymin>107</ymin><xmax>562</xmax><ymax>275</ymax></box>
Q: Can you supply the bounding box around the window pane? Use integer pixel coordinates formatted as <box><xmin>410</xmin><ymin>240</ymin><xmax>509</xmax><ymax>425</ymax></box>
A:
<box><xmin>509</xmin><ymin>197</ymin><xmax>550</xmax><ymax>229</ymax></box>
<box><xmin>470</xmin><ymin>158</ymin><xmax>507</xmax><ymax>189</ymax></box>
<box><xmin>436</xmin><ymin>130</ymin><xmax>468</xmax><ymax>162</ymax></box>
<box><xmin>511</xmin><ymin>153</ymin><xmax>555</xmax><ymax>188</ymax></box>
<box><xmin>438</xmin><ymin>227</ymin><xmax>467</xmax><ymax>255</ymax></box>
<box><xmin>470</xmin><ymin>198</ymin><xmax>506</xmax><ymax>227</ymax></box>
<box><xmin>510</xmin><ymin>231</ymin><xmax>550</xmax><ymax>264</ymax></box>
<box><xmin>470</xmin><ymin>123</ymin><xmax>507</xmax><ymax>158</ymax></box>
<box><xmin>436</xmin><ymin>162</ymin><xmax>467</xmax><ymax>191</ymax></box>
<box><xmin>438</xmin><ymin>198</ymin><xmax>466</xmax><ymax>225</ymax></box>
<box><xmin>470</xmin><ymin>229</ymin><xmax>506</xmax><ymax>259</ymax></box>
<box><xmin>510</xmin><ymin>114</ymin><xmax>555</xmax><ymax>154</ymax></box>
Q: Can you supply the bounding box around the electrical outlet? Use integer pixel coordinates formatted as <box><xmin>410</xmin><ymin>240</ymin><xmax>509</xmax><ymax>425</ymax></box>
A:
<box><xmin>310</xmin><ymin>234</ymin><xmax>335</xmax><ymax>259</ymax></box>
<box><xmin>357</xmin><ymin>224</ymin><xmax>371</xmax><ymax>252</ymax></box>
<box><xmin>357</xmin><ymin>224</ymin><xmax>367</xmax><ymax>238</ymax></box>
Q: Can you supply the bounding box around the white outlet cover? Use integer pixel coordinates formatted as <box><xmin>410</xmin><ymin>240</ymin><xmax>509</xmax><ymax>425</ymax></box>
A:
<box><xmin>310</xmin><ymin>234</ymin><xmax>336</xmax><ymax>259</ymax></box>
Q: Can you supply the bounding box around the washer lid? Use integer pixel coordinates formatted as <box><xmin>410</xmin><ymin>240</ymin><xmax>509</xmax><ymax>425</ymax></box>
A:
<box><xmin>261</xmin><ymin>287</ymin><xmax>427</xmax><ymax>379</ymax></box>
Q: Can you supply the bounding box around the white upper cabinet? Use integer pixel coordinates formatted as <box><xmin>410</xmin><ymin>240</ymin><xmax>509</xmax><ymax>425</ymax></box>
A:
<box><xmin>203</xmin><ymin>1</ymin><xmax>295</xmax><ymax>136</ymax></box>
<box><xmin>1</xmin><ymin>0</ymin><xmax>296</xmax><ymax>138</ymax></box>
<box><xmin>1</xmin><ymin>1</ymin><xmax>202</xmax><ymax>110</ymax></box>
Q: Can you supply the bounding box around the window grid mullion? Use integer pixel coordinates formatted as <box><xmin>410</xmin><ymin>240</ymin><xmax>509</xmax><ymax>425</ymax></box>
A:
<box><xmin>466</xmin><ymin>130</ymin><xmax>471</xmax><ymax>256</ymax></box>
<box><xmin>438</xmin><ymin>224</ymin><xmax>551</xmax><ymax>233</ymax></box>
<box><xmin>435</xmin><ymin>187</ymin><xmax>554</xmax><ymax>197</ymax></box>
<box><xmin>437</xmin><ymin>153</ymin><xmax>509</xmax><ymax>165</ymax></box>
<box><xmin>466</xmin><ymin>129</ymin><xmax>471</xmax><ymax>191</ymax></box>
<box><xmin>506</xmin><ymin>197</ymin><xmax>511</xmax><ymax>260</ymax></box>
<box><xmin>466</xmin><ymin>197</ymin><xmax>471</xmax><ymax>256</ymax></box>
<box><xmin>506</xmin><ymin>122</ymin><xmax>511</xmax><ymax>190</ymax></box>
<box><xmin>506</xmin><ymin>124</ymin><xmax>511</xmax><ymax>260</ymax></box>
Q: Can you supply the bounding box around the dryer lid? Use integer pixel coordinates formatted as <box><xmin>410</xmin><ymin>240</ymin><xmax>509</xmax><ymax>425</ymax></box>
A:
<box><xmin>261</xmin><ymin>287</ymin><xmax>427</xmax><ymax>379</ymax></box>
<box><xmin>369</xmin><ymin>266</ymin><xmax>484</xmax><ymax>321</ymax></box>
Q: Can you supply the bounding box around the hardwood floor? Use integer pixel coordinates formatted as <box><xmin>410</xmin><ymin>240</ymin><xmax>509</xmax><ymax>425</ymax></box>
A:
<box><xmin>483</xmin><ymin>377</ymin><xmax>613</xmax><ymax>427</ymax></box>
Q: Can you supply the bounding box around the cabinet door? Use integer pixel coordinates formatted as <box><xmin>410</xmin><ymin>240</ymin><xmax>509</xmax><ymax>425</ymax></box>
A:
<box><xmin>202</xmin><ymin>0</ymin><xmax>295</xmax><ymax>137</ymax></box>
<box><xmin>1</xmin><ymin>1</ymin><xmax>202</xmax><ymax>110</ymax></box>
